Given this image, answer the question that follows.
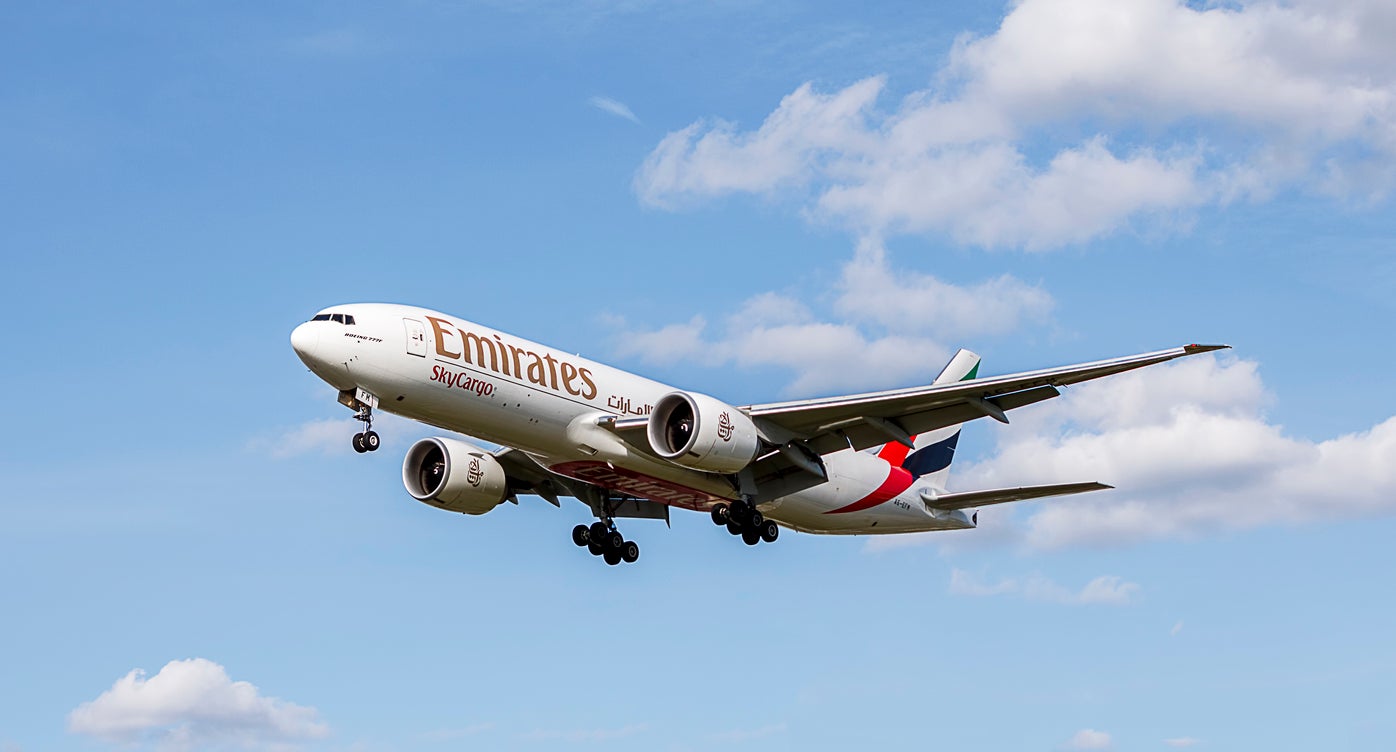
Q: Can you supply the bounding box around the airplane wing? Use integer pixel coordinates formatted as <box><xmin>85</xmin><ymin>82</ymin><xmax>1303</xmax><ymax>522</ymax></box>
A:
<box><xmin>921</xmin><ymin>481</ymin><xmax>1111</xmax><ymax>510</ymax></box>
<box><xmin>605</xmin><ymin>343</ymin><xmax>1225</xmax><ymax>502</ymax></box>
<box><xmin>744</xmin><ymin>344</ymin><xmax>1228</xmax><ymax>457</ymax></box>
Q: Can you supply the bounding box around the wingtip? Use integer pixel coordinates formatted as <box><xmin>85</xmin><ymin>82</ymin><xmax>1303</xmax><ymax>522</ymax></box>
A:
<box><xmin>1183</xmin><ymin>343</ymin><xmax>1231</xmax><ymax>354</ymax></box>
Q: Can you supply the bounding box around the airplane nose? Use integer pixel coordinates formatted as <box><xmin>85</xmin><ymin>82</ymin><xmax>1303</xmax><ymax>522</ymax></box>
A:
<box><xmin>290</xmin><ymin>322</ymin><xmax>319</xmax><ymax>362</ymax></box>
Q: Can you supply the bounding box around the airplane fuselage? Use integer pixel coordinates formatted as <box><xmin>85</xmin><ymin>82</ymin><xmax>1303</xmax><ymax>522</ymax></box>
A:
<box><xmin>291</xmin><ymin>303</ymin><xmax>974</xmax><ymax>535</ymax></box>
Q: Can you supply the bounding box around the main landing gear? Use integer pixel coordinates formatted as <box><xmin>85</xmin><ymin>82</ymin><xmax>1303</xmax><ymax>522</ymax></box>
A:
<box><xmin>351</xmin><ymin>403</ymin><xmax>380</xmax><ymax>453</ymax></box>
<box><xmin>710</xmin><ymin>499</ymin><xmax>779</xmax><ymax>546</ymax></box>
<box><xmin>572</xmin><ymin>521</ymin><xmax>640</xmax><ymax>565</ymax></box>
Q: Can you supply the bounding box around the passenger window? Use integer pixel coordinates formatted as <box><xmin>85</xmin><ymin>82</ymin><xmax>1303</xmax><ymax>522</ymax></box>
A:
<box><xmin>331</xmin><ymin>314</ymin><xmax>345</xmax><ymax>324</ymax></box>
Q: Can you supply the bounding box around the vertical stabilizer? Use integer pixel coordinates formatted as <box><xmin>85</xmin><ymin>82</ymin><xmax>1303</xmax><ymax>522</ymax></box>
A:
<box><xmin>876</xmin><ymin>348</ymin><xmax>981</xmax><ymax>490</ymax></box>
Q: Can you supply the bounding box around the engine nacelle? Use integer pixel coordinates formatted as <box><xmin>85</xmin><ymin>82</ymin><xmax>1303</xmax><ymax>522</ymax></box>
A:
<box><xmin>402</xmin><ymin>437</ymin><xmax>509</xmax><ymax>515</ymax></box>
<box><xmin>646</xmin><ymin>391</ymin><xmax>761</xmax><ymax>474</ymax></box>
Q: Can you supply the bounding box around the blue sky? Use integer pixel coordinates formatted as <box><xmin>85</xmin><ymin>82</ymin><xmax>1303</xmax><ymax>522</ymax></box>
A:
<box><xmin>3</xmin><ymin>1</ymin><xmax>1395</xmax><ymax>750</ymax></box>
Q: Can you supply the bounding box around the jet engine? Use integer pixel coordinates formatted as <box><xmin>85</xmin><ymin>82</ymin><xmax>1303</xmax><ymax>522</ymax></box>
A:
<box><xmin>402</xmin><ymin>437</ymin><xmax>510</xmax><ymax>515</ymax></box>
<box><xmin>646</xmin><ymin>391</ymin><xmax>761</xmax><ymax>474</ymax></box>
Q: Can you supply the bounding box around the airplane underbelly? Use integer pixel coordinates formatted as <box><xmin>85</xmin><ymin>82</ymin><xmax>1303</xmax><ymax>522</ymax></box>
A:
<box><xmin>546</xmin><ymin>461</ymin><xmax>729</xmax><ymax>511</ymax></box>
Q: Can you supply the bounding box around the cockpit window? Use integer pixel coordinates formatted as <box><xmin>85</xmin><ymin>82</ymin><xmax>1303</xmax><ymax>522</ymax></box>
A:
<box><xmin>309</xmin><ymin>312</ymin><xmax>355</xmax><ymax>324</ymax></box>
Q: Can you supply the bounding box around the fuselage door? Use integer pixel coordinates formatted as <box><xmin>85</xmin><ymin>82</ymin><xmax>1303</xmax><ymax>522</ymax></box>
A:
<box><xmin>404</xmin><ymin>318</ymin><xmax>428</xmax><ymax>357</ymax></box>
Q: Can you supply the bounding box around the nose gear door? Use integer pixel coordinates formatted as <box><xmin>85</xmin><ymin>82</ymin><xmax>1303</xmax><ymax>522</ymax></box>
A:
<box><xmin>404</xmin><ymin>318</ymin><xmax>428</xmax><ymax>357</ymax></box>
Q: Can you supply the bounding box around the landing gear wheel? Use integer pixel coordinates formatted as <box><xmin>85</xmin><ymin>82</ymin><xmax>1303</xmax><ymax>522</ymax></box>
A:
<box><xmin>729</xmin><ymin>499</ymin><xmax>750</xmax><ymax>523</ymax></box>
<box><xmin>742</xmin><ymin>529</ymin><xmax>761</xmax><ymax>546</ymax></box>
<box><xmin>710</xmin><ymin>504</ymin><xmax>730</xmax><ymax>526</ymax></box>
<box><xmin>584</xmin><ymin>501</ymin><xmax>642</xmax><ymax>567</ymax></box>
<box><xmin>760</xmin><ymin>519</ymin><xmax>780</xmax><ymax>543</ymax></box>
<box><xmin>748</xmin><ymin>509</ymin><xmax>764</xmax><ymax>528</ymax></box>
<box><xmin>726</xmin><ymin>520</ymin><xmax>743</xmax><ymax>536</ymax></box>
<box><xmin>350</xmin><ymin>398</ymin><xmax>376</xmax><ymax>455</ymax></box>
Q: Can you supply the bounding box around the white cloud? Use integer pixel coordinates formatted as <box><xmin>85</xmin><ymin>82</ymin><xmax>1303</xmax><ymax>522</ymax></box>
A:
<box><xmin>948</xmin><ymin>567</ymin><xmax>1020</xmax><ymax>598</ymax></box>
<box><xmin>255</xmin><ymin>417</ymin><xmax>358</xmax><ymax>458</ymax></box>
<box><xmin>636</xmin><ymin>0</ymin><xmax>1396</xmax><ymax>249</ymax></box>
<box><xmin>1065</xmin><ymin>728</ymin><xmax>1114</xmax><ymax>750</ymax></box>
<box><xmin>950</xmin><ymin>0</ymin><xmax>1395</xmax><ymax>139</ymax></box>
<box><xmin>835</xmin><ymin>240</ymin><xmax>1053</xmax><ymax>337</ymax></box>
<box><xmin>612</xmin><ymin>242</ymin><xmax>1051</xmax><ymax>395</ymax></box>
<box><xmin>615</xmin><ymin>292</ymin><xmax>950</xmax><ymax>396</ymax></box>
<box><xmin>251</xmin><ymin>412</ymin><xmax>418</xmax><ymax>458</ymax></box>
<box><xmin>950</xmin><ymin>568</ymin><xmax>1140</xmax><ymax>605</ymax></box>
<box><xmin>1164</xmin><ymin>738</ymin><xmax>1201</xmax><ymax>748</ymax></box>
<box><xmin>1171</xmin><ymin>621</ymin><xmax>1184</xmax><ymax>638</ymax></box>
<box><xmin>953</xmin><ymin>355</ymin><xmax>1396</xmax><ymax>550</ymax></box>
<box><xmin>1073</xmin><ymin>575</ymin><xmax>1141</xmax><ymax>605</ymax></box>
<box><xmin>589</xmin><ymin>95</ymin><xmax>641</xmax><ymax>124</ymax></box>
<box><xmin>68</xmin><ymin>658</ymin><xmax>328</xmax><ymax>751</ymax></box>
<box><xmin>817</xmin><ymin>136</ymin><xmax>1204</xmax><ymax>249</ymax></box>
<box><xmin>638</xmin><ymin>77</ymin><xmax>885</xmax><ymax>207</ymax></box>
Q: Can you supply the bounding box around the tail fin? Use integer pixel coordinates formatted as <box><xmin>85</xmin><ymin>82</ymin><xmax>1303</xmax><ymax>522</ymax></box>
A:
<box><xmin>876</xmin><ymin>348</ymin><xmax>981</xmax><ymax>490</ymax></box>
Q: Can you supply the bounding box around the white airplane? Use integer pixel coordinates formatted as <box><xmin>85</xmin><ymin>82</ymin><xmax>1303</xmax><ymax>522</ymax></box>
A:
<box><xmin>290</xmin><ymin>303</ymin><xmax>1226</xmax><ymax>565</ymax></box>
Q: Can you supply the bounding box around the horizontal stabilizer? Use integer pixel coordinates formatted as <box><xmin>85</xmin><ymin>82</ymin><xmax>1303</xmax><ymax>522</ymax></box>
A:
<box><xmin>921</xmin><ymin>481</ymin><xmax>1112</xmax><ymax>511</ymax></box>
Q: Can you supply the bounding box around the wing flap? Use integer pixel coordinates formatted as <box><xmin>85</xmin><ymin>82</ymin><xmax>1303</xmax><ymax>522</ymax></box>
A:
<box><xmin>891</xmin><ymin>385</ymin><xmax>1061</xmax><ymax>445</ymax></box>
<box><xmin>922</xmin><ymin>481</ymin><xmax>1112</xmax><ymax>510</ymax></box>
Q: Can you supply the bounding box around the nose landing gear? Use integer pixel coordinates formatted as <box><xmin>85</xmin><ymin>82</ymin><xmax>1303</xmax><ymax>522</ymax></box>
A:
<box><xmin>341</xmin><ymin>388</ymin><xmax>381</xmax><ymax>454</ymax></box>
<box><xmin>711</xmin><ymin>499</ymin><xmax>779</xmax><ymax>545</ymax></box>
<box><xmin>351</xmin><ymin>404</ymin><xmax>380</xmax><ymax>453</ymax></box>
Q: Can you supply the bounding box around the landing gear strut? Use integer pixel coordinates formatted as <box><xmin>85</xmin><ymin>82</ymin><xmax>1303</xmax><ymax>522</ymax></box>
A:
<box><xmin>711</xmin><ymin>499</ymin><xmax>778</xmax><ymax>545</ymax></box>
<box><xmin>571</xmin><ymin>518</ymin><xmax>640</xmax><ymax>565</ymax></box>
<box><xmin>351</xmin><ymin>403</ymin><xmax>380</xmax><ymax>453</ymax></box>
